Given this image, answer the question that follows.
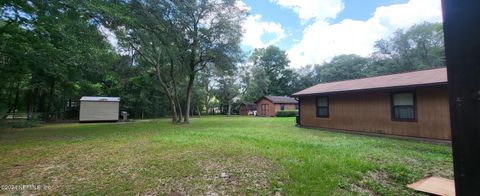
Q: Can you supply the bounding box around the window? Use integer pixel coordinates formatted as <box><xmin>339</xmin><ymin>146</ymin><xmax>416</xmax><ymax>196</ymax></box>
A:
<box><xmin>280</xmin><ymin>104</ymin><xmax>285</xmax><ymax>111</ymax></box>
<box><xmin>391</xmin><ymin>92</ymin><xmax>416</xmax><ymax>121</ymax></box>
<box><xmin>295</xmin><ymin>104</ymin><xmax>299</xmax><ymax>110</ymax></box>
<box><xmin>316</xmin><ymin>96</ymin><xmax>329</xmax><ymax>118</ymax></box>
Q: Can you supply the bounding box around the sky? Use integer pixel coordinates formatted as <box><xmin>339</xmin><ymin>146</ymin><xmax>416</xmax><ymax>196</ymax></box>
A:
<box><xmin>239</xmin><ymin>0</ymin><xmax>443</xmax><ymax>68</ymax></box>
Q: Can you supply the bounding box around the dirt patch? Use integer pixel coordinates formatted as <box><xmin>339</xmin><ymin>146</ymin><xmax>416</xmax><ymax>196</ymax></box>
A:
<box><xmin>148</xmin><ymin>153</ymin><xmax>278</xmax><ymax>195</ymax></box>
<box><xmin>364</xmin><ymin>170</ymin><xmax>391</xmax><ymax>187</ymax></box>
<box><xmin>350</xmin><ymin>183</ymin><xmax>375</xmax><ymax>196</ymax></box>
<box><xmin>339</xmin><ymin>170</ymin><xmax>394</xmax><ymax>195</ymax></box>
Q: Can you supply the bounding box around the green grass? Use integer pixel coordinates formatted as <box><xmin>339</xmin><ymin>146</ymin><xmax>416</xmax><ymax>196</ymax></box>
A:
<box><xmin>0</xmin><ymin>116</ymin><xmax>452</xmax><ymax>195</ymax></box>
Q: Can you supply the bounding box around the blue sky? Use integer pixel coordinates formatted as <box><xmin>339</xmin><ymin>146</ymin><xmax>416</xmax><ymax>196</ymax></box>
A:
<box><xmin>239</xmin><ymin>0</ymin><xmax>442</xmax><ymax>67</ymax></box>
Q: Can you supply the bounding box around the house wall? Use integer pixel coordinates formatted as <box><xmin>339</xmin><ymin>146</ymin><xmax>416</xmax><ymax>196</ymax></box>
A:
<box><xmin>239</xmin><ymin>105</ymin><xmax>249</xmax><ymax>116</ymax></box>
<box><xmin>256</xmin><ymin>98</ymin><xmax>276</xmax><ymax>117</ymax></box>
<box><xmin>256</xmin><ymin>98</ymin><xmax>298</xmax><ymax>117</ymax></box>
<box><xmin>79</xmin><ymin>101</ymin><xmax>120</xmax><ymax>122</ymax></box>
<box><xmin>298</xmin><ymin>85</ymin><xmax>451</xmax><ymax>140</ymax></box>
<box><xmin>274</xmin><ymin>103</ymin><xmax>297</xmax><ymax>111</ymax></box>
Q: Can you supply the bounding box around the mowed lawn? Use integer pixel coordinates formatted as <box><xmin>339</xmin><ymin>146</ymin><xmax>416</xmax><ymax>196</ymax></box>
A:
<box><xmin>0</xmin><ymin>116</ymin><xmax>452</xmax><ymax>195</ymax></box>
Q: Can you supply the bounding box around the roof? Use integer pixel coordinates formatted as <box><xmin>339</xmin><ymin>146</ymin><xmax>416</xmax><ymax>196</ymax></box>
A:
<box><xmin>80</xmin><ymin>96</ymin><xmax>120</xmax><ymax>102</ymax></box>
<box><xmin>240</xmin><ymin>103</ymin><xmax>257</xmax><ymax>110</ymax></box>
<box><xmin>293</xmin><ymin>68</ymin><xmax>448</xmax><ymax>96</ymax></box>
<box><xmin>256</xmin><ymin>96</ymin><xmax>298</xmax><ymax>104</ymax></box>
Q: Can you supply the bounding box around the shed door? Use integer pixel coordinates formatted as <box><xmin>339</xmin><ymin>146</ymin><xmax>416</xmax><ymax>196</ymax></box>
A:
<box><xmin>261</xmin><ymin>104</ymin><xmax>267</xmax><ymax>116</ymax></box>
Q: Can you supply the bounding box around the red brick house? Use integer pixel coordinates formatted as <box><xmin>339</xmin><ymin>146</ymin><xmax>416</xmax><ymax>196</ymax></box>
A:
<box><xmin>255</xmin><ymin>96</ymin><xmax>298</xmax><ymax>117</ymax></box>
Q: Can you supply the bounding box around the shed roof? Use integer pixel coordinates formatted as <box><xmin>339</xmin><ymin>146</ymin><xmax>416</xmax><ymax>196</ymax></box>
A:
<box><xmin>256</xmin><ymin>96</ymin><xmax>298</xmax><ymax>104</ymax></box>
<box><xmin>293</xmin><ymin>68</ymin><xmax>447</xmax><ymax>96</ymax></box>
<box><xmin>240</xmin><ymin>103</ymin><xmax>257</xmax><ymax>110</ymax></box>
<box><xmin>80</xmin><ymin>96</ymin><xmax>120</xmax><ymax>102</ymax></box>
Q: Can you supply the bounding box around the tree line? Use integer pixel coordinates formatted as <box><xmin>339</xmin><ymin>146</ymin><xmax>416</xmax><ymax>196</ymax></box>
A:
<box><xmin>0</xmin><ymin>1</ymin><xmax>445</xmax><ymax>123</ymax></box>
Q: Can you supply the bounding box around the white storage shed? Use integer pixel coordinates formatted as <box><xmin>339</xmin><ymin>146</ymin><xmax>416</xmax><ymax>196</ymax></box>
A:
<box><xmin>79</xmin><ymin>96</ymin><xmax>120</xmax><ymax>122</ymax></box>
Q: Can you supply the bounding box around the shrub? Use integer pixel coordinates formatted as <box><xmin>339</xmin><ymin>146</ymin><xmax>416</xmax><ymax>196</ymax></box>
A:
<box><xmin>276</xmin><ymin>110</ymin><xmax>298</xmax><ymax>117</ymax></box>
<box><xmin>11</xmin><ymin>120</ymin><xmax>38</xmax><ymax>128</ymax></box>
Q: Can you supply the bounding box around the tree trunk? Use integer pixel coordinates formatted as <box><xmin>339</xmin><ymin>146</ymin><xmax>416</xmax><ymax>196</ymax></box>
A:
<box><xmin>184</xmin><ymin>18</ymin><xmax>200</xmax><ymax>124</ymax></box>
<box><xmin>169</xmin><ymin>96</ymin><xmax>178</xmax><ymax>123</ymax></box>
<box><xmin>26</xmin><ymin>91</ymin><xmax>33</xmax><ymax>120</ymax></box>
<box><xmin>183</xmin><ymin>73</ymin><xmax>195</xmax><ymax>124</ymax></box>
<box><xmin>12</xmin><ymin>81</ymin><xmax>20</xmax><ymax>119</ymax></box>
<box><xmin>2</xmin><ymin>81</ymin><xmax>14</xmax><ymax>119</ymax></box>
<box><xmin>227</xmin><ymin>101</ymin><xmax>232</xmax><ymax>116</ymax></box>
<box><xmin>175</xmin><ymin>94</ymin><xmax>183</xmax><ymax>122</ymax></box>
<box><xmin>153</xmin><ymin>63</ymin><xmax>179</xmax><ymax>124</ymax></box>
<box><xmin>169</xmin><ymin>59</ymin><xmax>183</xmax><ymax>123</ymax></box>
<box><xmin>46</xmin><ymin>79</ymin><xmax>55</xmax><ymax>121</ymax></box>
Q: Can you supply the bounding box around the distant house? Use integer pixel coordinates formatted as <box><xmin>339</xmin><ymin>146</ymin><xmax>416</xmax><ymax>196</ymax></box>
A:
<box><xmin>255</xmin><ymin>96</ymin><xmax>298</xmax><ymax>117</ymax></box>
<box><xmin>79</xmin><ymin>96</ymin><xmax>120</xmax><ymax>122</ymax></box>
<box><xmin>292</xmin><ymin>68</ymin><xmax>451</xmax><ymax>140</ymax></box>
<box><xmin>239</xmin><ymin>103</ymin><xmax>257</xmax><ymax>116</ymax></box>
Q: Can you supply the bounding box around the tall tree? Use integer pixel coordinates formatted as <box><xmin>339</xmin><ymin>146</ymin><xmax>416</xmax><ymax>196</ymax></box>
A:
<box><xmin>242</xmin><ymin>46</ymin><xmax>295</xmax><ymax>102</ymax></box>
<box><xmin>108</xmin><ymin>0</ymin><xmax>188</xmax><ymax>123</ymax></box>
<box><xmin>316</xmin><ymin>54</ymin><xmax>369</xmax><ymax>82</ymax></box>
<box><xmin>172</xmin><ymin>0</ymin><xmax>246</xmax><ymax>123</ymax></box>
<box><xmin>213</xmin><ymin>70</ymin><xmax>240</xmax><ymax>116</ymax></box>
<box><xmin>372</xmin><ymin>22</ymin><xmax>445</xmax><ymax>73</ymax></box>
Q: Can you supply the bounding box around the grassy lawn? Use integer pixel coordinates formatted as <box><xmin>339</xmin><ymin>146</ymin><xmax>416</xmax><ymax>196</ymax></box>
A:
<box><xmin>0</xmin><ymin>116</ymin><xmax>452</xmax><ymax>195</ymax></box>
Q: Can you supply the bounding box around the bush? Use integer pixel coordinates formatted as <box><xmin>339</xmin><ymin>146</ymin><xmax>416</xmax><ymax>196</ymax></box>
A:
<box><xmin>276</xmin><ymin>110</ymin><xmax>298</xmax><ymax>117</ymax></box>
<box><xmin>11</xmin><ymin>120</ymin><xmax>38</xmax><ymax>128</ymax></box>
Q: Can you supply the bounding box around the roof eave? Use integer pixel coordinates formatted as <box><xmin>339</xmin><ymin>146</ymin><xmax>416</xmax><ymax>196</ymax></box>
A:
<box><xmin>291</xmin><ymin>82</ymin><xmax>448</xmax><ymax>97</ymax></box>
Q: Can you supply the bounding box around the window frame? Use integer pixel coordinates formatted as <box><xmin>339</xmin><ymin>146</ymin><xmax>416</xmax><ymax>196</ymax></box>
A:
<box><xmin>280</xmin><ymin>104</ymin><xmax>285</xmax><ymax>111</ymax></box>
<box><xmin>390</xmin><ymin>91</ymin><xmax>417</xmax><ymax>122</ymax></box>
<box><xmin>316</xmin><ymin>96</ymin><xmax>329</xmax><ymax>118</ymax></box>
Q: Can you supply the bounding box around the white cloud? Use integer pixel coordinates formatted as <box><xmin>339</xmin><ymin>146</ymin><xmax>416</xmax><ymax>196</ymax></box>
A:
<box><xmin>242</xmin><ymin>14</ymin><xmax>287</xmax><ymax>49</ymax></box>
<box><xmin>270</xmin><ymin>0</ymin><xmax>344</xmax><ymax>21</ymax></box>
<box><xmin>288</xmin><ymin>0</ymin><xmax>442</xmax><ymax>67</ymax></box>
<box><xmin>373</xmin><ymin>0</ymin><xmax>442</xmax><ymax>30</ymax></box>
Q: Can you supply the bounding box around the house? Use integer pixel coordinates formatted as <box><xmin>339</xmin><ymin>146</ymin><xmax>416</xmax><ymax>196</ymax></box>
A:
<box><xmin>79</xmin><ymin>96</ymin><xmax>120</xmax><ymax>122</ymax></box>
<box><xmin>255</xmin><ymin>96</ymin><xmax>298</xmax><ymax>117</ymax></box>
<box><xmin>239</xmin><ymin>103</ymin><xmax>257</xmax><ymax>116</ymax></box>
<box><xmin>292</xmin><ymin>68</ymin><xmax>451</xmax><ymax>140</ymax></box>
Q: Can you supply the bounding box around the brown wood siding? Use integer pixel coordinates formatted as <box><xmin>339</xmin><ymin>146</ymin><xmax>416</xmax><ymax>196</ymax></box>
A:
<box><xmin>274</xmin><ymin>103</ymin><xmax>297</xmax><ymax>111</ymax></box>
<box><xmin>299</xmin><ymin>86</ymin><xmax>451</xmax><ymax>140</ymax></box>
<box><xmin>256</xmin><ymin>98</ymin><xmax>276</xmax><ymax>117</ymax></box>
<box><xmin>256</xmin><ymin>99</ymin><xmax>298</xmax><ymax>117</ymax></box>
<box><xmin>239</xmin><ymin>105</ymin><xmax>248</xmax><ymax>115</ymax></box>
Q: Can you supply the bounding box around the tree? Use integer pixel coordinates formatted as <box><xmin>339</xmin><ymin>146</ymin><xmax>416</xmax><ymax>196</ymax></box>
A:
<box><xmin>242</xmin><ymin>46</ymin><xmax>296</xmax><ymax>102</ymax></box>
<box><xmin>291</xmin><ymin>65</ymin><xmax>320</xmax><ymax>93</ymax></box>
<box><xmin>171</xmin><ymin>0</ymin><xmax>246</xmax><ymax>123</ymax></box>
<box><xmin>104</xmin><ymin>0</ymin><xmax>246</xmax><ymax>123</ymax></box>
<box><xmin>103</xmin><ymin>0</ymin><xmax>188</xmax><ymax>123</ymax></box>
<box><xmin>241</xmin><ymin>65</ymin><xmax>270</xmax><ymax>102</ymax></box>
<box><xmin>1</xmin><ymin>0</ymin><xmax>118</xmax><ymax>120</ymax></box>
<box><xmin>213</xmin><ymin>70</ymin><xmax>240</xmax><ymax>116</ymax></box>
<box><xmin>372</xmin><ymin>22</ymin><xmax>445</xmax><ymax>73</ymax></box>
<box><xmin>316</xmin><ymin>54</ymin><xmax>369</xmax><ymax>82</ymax></box>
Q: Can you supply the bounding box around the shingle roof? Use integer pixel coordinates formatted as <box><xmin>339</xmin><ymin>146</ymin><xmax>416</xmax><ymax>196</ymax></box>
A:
<box><xmin>80</xmin><ymin>96</ymin><xmax>120</xmax><ymax>102</ymax></box>
<box><xmin>293</xmin><ymin>68</ymin><xmax>448</xmax><ymax>96</ymax></box>
<box><xmin>257</xmin><ymin>96</ymin><xmax>298</xmax><ymax>104</ymax></box>
<box><xmin>241</xmin><ymin>103</ymin><xmax>257</xmax><ymax>110</ymax></box>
